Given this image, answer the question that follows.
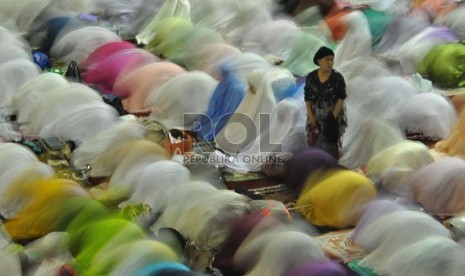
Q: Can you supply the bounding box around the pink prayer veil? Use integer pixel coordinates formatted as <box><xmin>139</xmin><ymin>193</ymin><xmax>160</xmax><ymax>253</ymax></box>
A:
<box><xmin>114</xmin><ymin>61</ymin><xmax>185</xmax><ymax>114</ymax></box>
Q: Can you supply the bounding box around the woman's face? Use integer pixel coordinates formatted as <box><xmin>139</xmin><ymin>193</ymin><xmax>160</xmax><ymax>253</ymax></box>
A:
<box><xmin>318</xmin><ymin>55</ymin><xmax>334</xmax><ymax>72</ymax></box>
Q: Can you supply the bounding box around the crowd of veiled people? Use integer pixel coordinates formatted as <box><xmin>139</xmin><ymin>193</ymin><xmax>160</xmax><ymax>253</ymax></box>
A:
<box><xmin>1</xmin><ymin>0</ymin><xmax>465</xmax><ymax>275</ymax></box>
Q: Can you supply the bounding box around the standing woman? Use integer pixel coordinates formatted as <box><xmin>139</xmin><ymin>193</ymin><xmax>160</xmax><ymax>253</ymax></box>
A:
<box><xmin>305</xmin><ymin>46</ymin><xmax>347</xmax><ymax>159</ymax></box>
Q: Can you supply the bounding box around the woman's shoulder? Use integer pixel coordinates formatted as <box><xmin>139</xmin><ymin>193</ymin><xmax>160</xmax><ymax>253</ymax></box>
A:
<box><xmin>306</xmin><ymin>69</ymin><xmax>319</xmax><ymax>80</ymax></box>
<box><xmin>331</xmin><ymin>69</ymin><xmax>345</xmax><ymax>80</ymax></box>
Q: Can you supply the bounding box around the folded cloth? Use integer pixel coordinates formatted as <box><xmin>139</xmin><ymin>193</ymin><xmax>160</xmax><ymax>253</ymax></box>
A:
<box><xmin>324</xmin><ymin>112</ymin><xmax>339</xmax><ymax>143</ymax></box>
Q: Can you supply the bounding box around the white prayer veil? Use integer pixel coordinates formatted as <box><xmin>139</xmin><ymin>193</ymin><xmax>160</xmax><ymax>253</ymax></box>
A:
<box><xmin>20</xmin><ymin>83</ymin><xmax>104</xmax><ymax>136</ymax></box>
<box><xmin>0</xmin><ymin>58</ymin><xmax>41</xmax><ymax>105</ymax></box>
<box><xmin>189</xmin><ymin>0</ymin><xmax>273</xmax><ymax>45</ymax></box>
<box><xmin>0</xmin><ymin>0</ymin><xmax>53</xmax><ymax>34</ymax></box>
<box><xmin>91</xmin><ymin>140</ymin><xmax>168</xmax><ymax>184</ymax></box>
<box><xmin>89</xmin><ymin>138</ymin><xmax>165</xmax><ymax>178</ymax></box>
<box><xmin>87</xmin><ymin>0</ymin><xmax>144</xmax><ymax>36</ymax></box>
<box><xmin>121</xmin><ymin>160</ymin><xmax>191</xmax><ymax>214</ymax></box>
<box><xmin>336</xmin><ymin>56</ymin><xmax>391</xmax><ymax>83</ymax></box>
<box><xmin>136</xmin><ymin>0</ymin><xmax>191</xmax><ymax>45</ymax></box>
<box><xmin>435</xmin><ymin>4</ymin><xmax>465</xmax><ymax>41</ymax></box>
<box><xmin>366</xmin><ymin>140</ymin><xmax>434</xmax><ymax>198</ymax></box>
<box><xmin>0</xmin><ymin>248</ymin><xmax>21</xmax><ymax>276</ymax></box>
<box><xmin>38</xmin><ymin>101</ymin><xmax>118</xmax><ymax>143</ymax></box>
<box><xmin>346</xmin><ymin>75</ymin><xmax>418</xmax><ymax>122</ymax></box>
<box><xmin>0</xmin><ymin>26</ymin><xmax>30</xmax><ymax>50</ymax></box>
<box><xmin>71</xmin><ymin>119</ymin><xmax>147</xmax><ymax>170</ymax></box>
<box><xmin>387</xmin><ymin>235</ymin><xmax>465</xmax><ymax>276</ymax></box>
<box><xmin>350</xmin><ymin>199</ymin><xmax>407</xmax><ymax>249</ymax></box>
<box><xmin>0</xmin><ymin>44</ymin><xmax>31</xmax><ymax>65</ymax></box>
<box><xmin>50</xmin><ymin>26</ymin><xmax>121</xmax><ymax>64</ymax></box>
<box><xmin>188</xmin><ymin>0</ymin><xmax>237</xmax><ymax>31</ymax></box>
<box><xmin>398</xmin><ymin>25</ymin><xmax>459</xmax><ymax>75</ymax></box>
<box><xmin>7</xmin><ymin>73</ymin><xmax>69</xmax><ymax>122</ymax></box>
<box><xmin>222</xmin><ymin>97</ymin><xmax>306</xmax><ymax>172</ymax></box>
<box><xmin>375</xmin><ymin>14</ymin><xmax>429</xmax><ymax>60</ymax></box>
<box><xmin>398</xmin><ymin>92</ymin><xmax>457</xmax><ymax>140</ymax></box>
<box><xmin>22</xmin><ymin>232</ymin><xmax>74</xmax><ymax>276</ymax></box>
<box><xmin>340</xmin><ymin>74</ymin><xmax>417</xmax><ymax>168</ymax></box>
<box><xmin>215</xmin><ymin>68</ymin><xmax>278</xmax><ymax>154</ymax></box>
<box><xmin>241</xmin><ymin>18</ymin><xmax>301</xmax><ymax>61</ymax></box>
<box><xmin>221</xmin><ymin>52</ymin><xmax>273</xmax><ymax>82</ymax></box>
<box><xmin>146</xmin><ymin>70</ymin><xmax>218</xmax><ymax>130</ymax></box>
<box><xmin>152</xmin><ymin>181</ymin><xmax>218</xmax><ymax>232</ymax></box>
<box><xmin>235</xmin><ymin>229</ymin><xmax>327</xmax><ymax>276</ymax></box>
<box><xmin>153</xmin><ymin>181</ymin><xmax>250</xmax><ymax>250</ymax></box>
<box><xmin>334</xmin><ymin>11</ymin><xmax>372</xmax><ymax>68</ymax></box>
<box><xmin>356</xmin><ymin>210</ymin><xmax>451</xmax><ymax>275</ymax></box>
<box><xmin>339</xmin><ymin>117</ymin><xmax>405</xmax><ymax>169</ymax></box>
<box><xmin>411</xmin><ymin>157</ymin><xmax>465</xmax><ymax>217</ymax></box>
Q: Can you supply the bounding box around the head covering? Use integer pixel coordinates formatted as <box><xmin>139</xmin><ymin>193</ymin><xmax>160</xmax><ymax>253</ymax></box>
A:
<box><xmin>350</xmin><ymin>199</ymin><xmax>407</xmax><ymax>249</ymax></box>
<box><xmin>397</xmin><ymin>25</ymin><xmax>458</xmax><ymax>75</ymax></box>
<box><xmin>297</xmin><ymin>169</ymin><xmax>377</xmax><ymax>228</ymax></box>
<box><xmin>70</xmin><ymin>218</ymin><xmax>147</xmax><ymax>273</ymax></box>
<box><xmin>387</xmin><ymin>236</ymin><xmax>465</xmax><ymax>276</ymax></box>
<box><xmin>334</xmin><ymin>11</ymin><xmax>373</xmax><ymax>67</ymax></box>
<box><xmin>214</xmin><ymin>68</ymin><xmax>277</xmax><ymax>154</ymax></box>
<box><xmin>193</xmin><ymin>62</ymin><xmax>246</xmax><ymax>141</ymax></box>
<box><xmin>417</xmin><ymin>43</ymin><xmax>465</xmax><ymax>88</ymax></box>
<box><xmin>145</xmin><ymin>70</ymin><xmax>217</xmax><ymax>130</ymax></box>
<box><xmin>82</xmin><ymin>47</ymin><xmax>157</xmax><ymax>96</ymax></box>
<box><xmin>242</xmin><ymin>18</ymin><xmax>301</xmax><ymax>61</ymax></box>
<box><xmin>86</xmin><ymin>240</ymin><xmax>179</xmax><ymax>276</ymax></box>
<box><xmin>122</xmin><ymin>160</ymin><xmax>192</xmax><ymax>214</ymax></box>
<box><xmin>8</xmin><ymin>73</ymin><xmax>69</xmax><ymax>123</ymax></box>
<box><xmin>3</xmin><ymin>178</ymin><xmax>89</xmax><ymax>240</ymax></box>
<box><xmin>235</xmin><ymin>229</ymin><xmax>327</xmax><ymax>276</ymax></box>
<box><xmin>70</xmin><ymin>119</ymin><xmax>147</xmax><ymax>169</ymax></box>
<box><xmin>397</xmin><ymin>92</ymin><xmax>457</xmax><ymax>140</ymax></box>
<box><xmin>115</xmin><ymin>62</ymin><xmax>185</xmax><ymax>114</ymax></box>
<box><xmin>286</xmin><ymin>148</ymin><xmax>339</xmax><ymax>192</ymax></box>
<box><xmin>213</xmin><ymin>212</ymin><xmax>282</xmax><ymax>275</ymax></box>
<box><xmin>152</xmin><ymin>181</ymin><xmax>249</xmax><ymax>251</ymax></box>
<box><xmin>356</xmin><ymin>210</ymin><xmax>451</xmax><ymax>275</ymax></box>
<box><xmin>0</xmin><ymin>59</ymin><xmax>41</xmax><ymax>105</ymax></box>
<box><xmin>366</xmin><ymin>140</ymin><xmax>434</xmax><ymax>198</ymax></box>
<box><xmin>90</xmin><ymin>139</ymin><xmax>168</xmax><ymax>178</ymax></box>
<box><xmin>411</xmin><ymin>157</ymin><xmax>465</xmax><ymax>217</ymax></box>
<box><xmin>136</xmin><ymin>0</ymin><xmax>191</xmax><ymax>45</ymax></box>
<box><xmin>313</xmin><ymin>46</ymin><xmax>334</xmax><ymax>65</ymax></box>
<box><xmin>282</xmin><ymin>32</ymin><xmax>326</xmax><ymax>77</ymax></box>
<box><xmin>50</xmin><ymin>26</ymin><xmax>121</xmax><ymax>65</ymax></box>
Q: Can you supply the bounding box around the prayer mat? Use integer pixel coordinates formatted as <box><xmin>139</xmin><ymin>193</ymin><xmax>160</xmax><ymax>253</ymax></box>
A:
<box><xmin>314</xmin><ymin>229</ymin><xmax>368</xmax><ymax>264</ymax></box>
